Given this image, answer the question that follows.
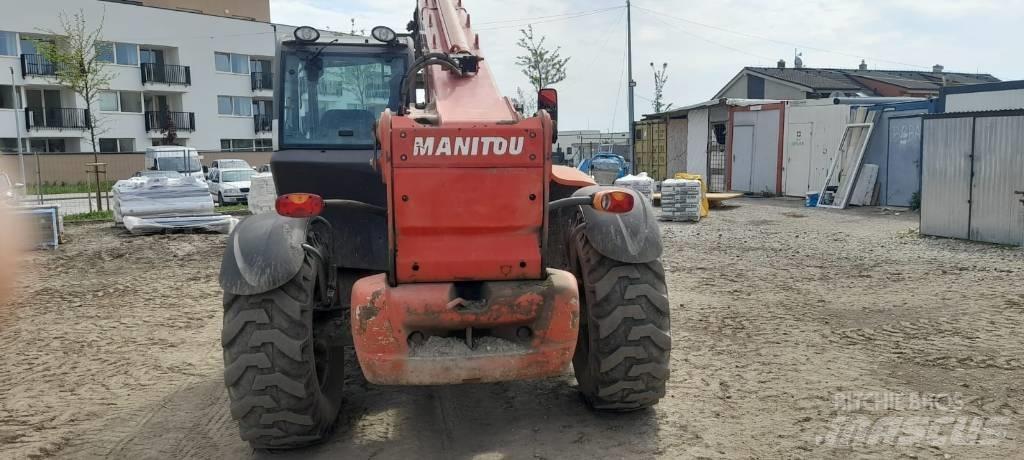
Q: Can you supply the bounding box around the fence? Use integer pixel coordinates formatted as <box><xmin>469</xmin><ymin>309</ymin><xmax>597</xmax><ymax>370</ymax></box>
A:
<box><xmin>1</xmin><ymin>151</ymin><xmax>274</xmax><ymax>216</ymax></box>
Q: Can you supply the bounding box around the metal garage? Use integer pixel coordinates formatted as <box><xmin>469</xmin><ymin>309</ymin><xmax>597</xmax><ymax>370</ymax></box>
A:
<box><xmin>921</xmin><ymin>110</ymin><xmax>1024</xmax><ymax>245</ymax></box>
<box><xmin>861</xmin><ymin>100</ymin><xmax>935</xmax><ymax>207</ymax></box>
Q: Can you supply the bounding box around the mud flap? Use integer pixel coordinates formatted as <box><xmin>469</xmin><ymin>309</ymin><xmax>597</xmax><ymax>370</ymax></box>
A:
<box><xmin>219</xmin><ymin>213</ymin><xmax>312</xmax><ymax>295</ymax></box>
<box><xmin>572</xmin><ymin>185</ymin><xmax>662</xmax><ymax>264</ymax></box>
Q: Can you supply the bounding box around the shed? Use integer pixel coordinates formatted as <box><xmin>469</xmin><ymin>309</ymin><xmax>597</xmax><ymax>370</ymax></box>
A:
<box><xmin>727</xmin><ymin>102</ymin><xmax>785</xmax><ymax>194</ymax></box>
<box><xmin>861</xmin><ymin>100</ymin><xmax>936</xmax><ymax>207</ymax></box>
<box><xmin>633</xmin><ymin>119</ymin><xmax>668</xmax><ymax>180</ymax></box>
<box><xmin>781</xmin><ymin>100</ymin><xmax>853</xmax><ymax>197</ymax></box>
<box><xmin>938</xmin><ymin>80</ymin><xmax>1024</xmax><ymax>113</ymax></box>
<box><xmin>920</xmin><ymin>110</ymin><xmax>1024</xmax><ymax>246</ymax></box>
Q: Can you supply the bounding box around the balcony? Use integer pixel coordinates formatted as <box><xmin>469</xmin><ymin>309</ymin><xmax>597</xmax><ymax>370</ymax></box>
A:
<box><xmin>145</xmin><ymin>111</ymin><xmax>196</xmax><ymax>132</ymax></box>
<box><xmin>254</xmin><ymin>114</ymin><xmax>272</xmax><ymax>133</ymax></box>
<box><xmin>251</xmin><ymin>72</ymin><xmax>272</xmax><ymax>91</ymax></box>
<box><xmin>141</xmin><ymin>63</ymin><xmax>192</xmax><ymax>86</ymax></box>
<box><xmin>21</xmin><ymin>54</ymin><xmax>68</xmax><ymax>77</ymax></box>
<box><xmin>25</xmin><ymin>108</ymin><xmax>90</xmax><ymax>130</ymax></box>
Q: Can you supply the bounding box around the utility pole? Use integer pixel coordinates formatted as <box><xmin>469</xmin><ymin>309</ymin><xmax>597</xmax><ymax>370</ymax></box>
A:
<box><xmin>9</xmin><ymin>67</ymin><xmax>26</xmax><ymax>187</ymax></box>
<box><xmin>625</xmin><ymin>0</ymin><xmax>636</xmax><ymax>173</ymax></box>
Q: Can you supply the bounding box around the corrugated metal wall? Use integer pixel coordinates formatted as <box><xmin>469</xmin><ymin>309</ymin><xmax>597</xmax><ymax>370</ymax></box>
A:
<box><xmin>731</xmin><ymin>109</ymin><xmax>781</xmax><ymax>194</ymax></box>
<box><xmin>861</xmin><ymin>105</ymin><xmax>929</xmax><ymax>206</ymax></box>
<box><xmin>666</xmin><ymin>118</ymin><xmax>688</xmax><ymax>177</ymax></box>
<box><xmin>921</xmin><ymin>118</ymin><xmax>973</xmax><ymax>240</ymax></box>
<box><xmin>970</xmin><ymin>116</ymin><xmax>1024</xmax><ymax>245</ymax></box>
<box><xmin>921</xmin><ymin>113</ymin><xmax>1024</xmax><ymax>245</ymax></box>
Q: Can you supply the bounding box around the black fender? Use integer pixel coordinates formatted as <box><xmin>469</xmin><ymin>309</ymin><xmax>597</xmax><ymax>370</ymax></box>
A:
<box><xmin>572</xmin><ymin>185</ymin><xmax>662</xmax><ymax>264</ymax></box>
<box><xmin>219</xmin><ymin>213</ymin><xmax>314</xmax><ymax>295</ymax></box>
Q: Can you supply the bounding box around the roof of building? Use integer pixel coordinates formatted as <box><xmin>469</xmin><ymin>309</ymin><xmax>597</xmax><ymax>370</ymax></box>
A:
<box><xmin>741</xmin><ymin>66</ymin><xmax>1000</xmax><ymax>93</ymax></box>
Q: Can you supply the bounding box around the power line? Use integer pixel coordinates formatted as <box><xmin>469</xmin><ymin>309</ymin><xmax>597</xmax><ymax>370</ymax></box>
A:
<box><xmin>474</xmin><ymin>6</ymin><xmax>622</xmax><ymax>26</ymax></box>
<box><xmin>632</xmin><ymin>3</ymin><xmax>930</xmax><ymax>69</ymax></box>
<box><xmin>637</xmin><ymin>9</ymin><xmax>774</xmax><ymax>63</ymax></box>
<box><xmin>609</xmin><ymin>42</ymin><xmax>628</xmax><ymax>132</ymax></box>
<box><xmin>475</xmin><ymin>7</ymin><xmax>621</xmax><ymax>31</ymax></box>
<box><xmin>579</xmin><ymin>8</ymin><xmax>626</xmax><ymax>77</ymax></box>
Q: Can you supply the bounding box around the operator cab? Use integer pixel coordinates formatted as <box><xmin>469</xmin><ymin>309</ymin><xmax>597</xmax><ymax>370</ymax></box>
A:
<box><xmin>271</xmin><ymin>26</ymin><xmax>414</xmax><ymax>271</ymax></box>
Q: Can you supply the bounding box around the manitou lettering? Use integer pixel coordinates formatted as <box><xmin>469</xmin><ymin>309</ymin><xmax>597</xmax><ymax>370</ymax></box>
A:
<box><xmin>412</xmin><ymin>136</ymin><xmax>525</xmax><ymax>156</ymax></box>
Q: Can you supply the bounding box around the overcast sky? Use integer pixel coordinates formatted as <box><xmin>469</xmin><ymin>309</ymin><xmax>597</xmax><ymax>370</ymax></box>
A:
<box><xmin>269</xmin><ymin>0</ymin><xmax>1024</xmax><ymax>132</ymax></box>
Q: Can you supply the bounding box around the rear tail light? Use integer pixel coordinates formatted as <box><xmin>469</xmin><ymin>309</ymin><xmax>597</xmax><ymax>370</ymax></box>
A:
<box><xmin>275</xmin><ymin>193</ymin><xmax>324</xmax><ymax>217</ymax></box>
<box><xmin>592</xmin><ymin>190</ymin><xmax>634</xmax><ymax>213</ymax></box>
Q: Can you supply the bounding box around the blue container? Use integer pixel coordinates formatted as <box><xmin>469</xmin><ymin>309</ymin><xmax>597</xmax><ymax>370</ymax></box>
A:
<box><xmin>805</xmin><ymin>192</ymin><xmax>819</xmax><ymax>207</ymax></box>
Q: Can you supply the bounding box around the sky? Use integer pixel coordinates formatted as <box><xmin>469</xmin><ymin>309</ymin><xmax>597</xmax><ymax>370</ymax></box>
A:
<box><xmin>269</xmin><ymin>0</ymin><xmax>1024</xmax><ymax>132</ymax></box>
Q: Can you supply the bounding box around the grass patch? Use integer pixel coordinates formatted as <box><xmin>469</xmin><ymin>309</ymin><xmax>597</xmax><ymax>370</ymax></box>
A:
<box><xmin>28</xmin><ymin>181</ymin><xmax>116</xmax><ymax>195</ymax></box>
<box><xmin>65</xmin><ymin>210</ymin><xmax>114</xmax><ymax>223</ymax></box>
<box><xmin>217</xmin><ymin>204</ymin><xmax>250</xmax><ymax>215</ymax></box>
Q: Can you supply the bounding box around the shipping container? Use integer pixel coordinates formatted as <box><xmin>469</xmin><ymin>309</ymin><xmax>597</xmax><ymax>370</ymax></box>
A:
<box><xmin>781</xmin><ymin>100</ymin><xmax>852</xmax><ymax>197</ymax></box>
<box><xmin>920</xmin><ymin>110</ymin><xmax>1024</xmax><ymax>246</ymax></box>
<box><xmin>939</xmin><ymin>80</ymin><xmax>1024</xmax><ymax>113</ymax></box>
<box><xmin>633</xmin><ymin>119</ymin><xmax>667</xmax><ymax>180</ymax></box>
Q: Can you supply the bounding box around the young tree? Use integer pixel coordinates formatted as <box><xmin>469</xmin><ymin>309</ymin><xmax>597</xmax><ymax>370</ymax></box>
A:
<box><xmin>510</xmin><ymin>86</ymin><xmax>537</xmax><ymax>117</ymax></box>
<box><xmin>515</xmin><ymin>25</ymin><xmax>570</xmax><ymax>93</ymax></box>
<box><xmin>36</xmin><ymin>10</ymin><xmax>113</xmax><ymax>210</ymax></box>
<box><xmin>650</xmin><ymin>62</ymin><xmax>673</xmax><ymax>113</ymax></box>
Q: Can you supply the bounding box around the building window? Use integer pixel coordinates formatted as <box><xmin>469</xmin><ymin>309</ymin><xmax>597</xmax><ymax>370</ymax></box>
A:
<box><xmin>215</xmin><ymin>52</ymin><xmax>249</xmax><ymax>74</ymax></box>
<box><xmin>99</xmin><ymin>138</ymin><xmax>135</xmax><ymax>152</ymax></box>
<box><xmin>96</xmin><ymin>42</ymin><xmax>139</xmax><ymax>65</ymax></box>
<box><xmin>0</xmin><ymin>138</ymin><xmax>26</xmax><ymax>152</ymax></box>
<box><xmin>255</xmin><ymin>139</ymin><xmax>272</xmax><ymax>151</ymax></box>
<box><xmin>220</xmin><ymin>139</ymin><xmax>260</xmax><ymax>152</ymax></box>
<box><xmin>0</xmin><ymin>31</ymin><xmax>16</xmax><ymax>56</ymax></box>
<box><xmin>0</xmin><ymin>85</ymin><xmax>19</xmax><ymax>109</ymax></box>
<box><xmin>217</xmin><ymin>96</ymin><xmax>252</xmax><ymax>116</ymax></box>
<box><xmin>99</xmin><ymin>91</ymin><xmax>142</xmax><ymax>112</ymax></box>
<box><xmin>29</xmin><ymin>139</ymin><xmax>66</xmax><ymax>153</ymax></box>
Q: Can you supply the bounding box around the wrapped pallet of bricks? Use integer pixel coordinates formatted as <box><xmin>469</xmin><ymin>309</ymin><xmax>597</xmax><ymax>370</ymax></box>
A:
<box><xmin>660</xmin><ymin>178</ymin><xmax>702</xmax><ymax>222</ymax></box>
<box><xmin>614</xmin><ymin>172</ymin><xmax>655</xmax><ymax>202</ymax></box>
<box><xmin>247</xmin><ymin>173</ymin><xmax>277</xmax><ymax>215</ymax></box>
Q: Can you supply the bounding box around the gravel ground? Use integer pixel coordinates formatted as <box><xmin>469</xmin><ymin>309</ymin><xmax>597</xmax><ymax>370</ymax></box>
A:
<box><xmin>0</xmin><ymin>198</ymin><xmax>1021</xmax><ymax>459</ymax></box>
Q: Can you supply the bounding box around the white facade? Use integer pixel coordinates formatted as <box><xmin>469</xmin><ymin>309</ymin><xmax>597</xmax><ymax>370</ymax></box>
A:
<box><xmin>781</xmin><ymin>100</ymin><xmax>852</xmax><ymax>197</ymax></box>
<box><xmin>0</xmin><ymin>0</ymin><xmax>313</xmax><ymax>153</ymax></box>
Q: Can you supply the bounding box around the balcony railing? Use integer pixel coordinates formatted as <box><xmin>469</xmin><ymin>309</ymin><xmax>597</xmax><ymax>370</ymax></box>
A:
<box><xmin>254</xmin><ymin>114</ymin><xmax>272</xmax><ymax>133</ymax></box>
<box><xmin>25</xmin><ymin>108</ymin><xmax>90</xmax><ymax>130</ymax></box>
<box><xmin>251</xmin><ymin>72</ymin><xmax>272</xmax><ymax>91</ymax></box>
<box><xmin>145</xmin><ymin>111</ymin><xmax>196</xmax><ymax>132</ymax></box>
<box><xmin>21</xmin><ymin>54</ymin><xmax>68</xmax><ymax>77</ymax></box>
<box><xmin>141</xmin><ymin>63</ymin><xmax>192</xmax><ymax>86</ymax></box>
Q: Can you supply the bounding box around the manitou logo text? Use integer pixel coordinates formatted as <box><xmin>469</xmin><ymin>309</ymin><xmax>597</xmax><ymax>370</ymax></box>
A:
<box><xmin>412</xmin><ymin>136</ymin><xmax>525</xmax><ymax>157</ymax></box>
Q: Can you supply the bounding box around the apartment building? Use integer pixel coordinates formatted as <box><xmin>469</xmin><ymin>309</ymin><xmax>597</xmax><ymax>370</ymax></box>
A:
<box><xmin>0</xmin><ymin>0</ymin><xmax>319</xmax><ymax>154</ymax></box>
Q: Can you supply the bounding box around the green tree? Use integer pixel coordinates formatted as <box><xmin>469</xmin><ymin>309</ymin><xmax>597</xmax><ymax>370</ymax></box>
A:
<box><xmin>511</xmin><ymin>86</ymin><xmax>537</xmax><ymax>117</ymax></box>
<box><xmin>36</xmin><ymin>10</ymin><xmax>113</xmax><ymax>210</ymax></box>
<box><xmin>515</xmin><ymin>25</ymin><xmax>570</xmax><ymax>93</ymax></box>
<box><xmin>650</xmin><ymin>62</ymin><xmax>673</xmax><ymax>113</ymax></box>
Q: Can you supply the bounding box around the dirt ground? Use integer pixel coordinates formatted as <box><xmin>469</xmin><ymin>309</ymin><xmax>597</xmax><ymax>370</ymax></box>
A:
<box><xmin>1</xmin><ymin>198</ymin><xmax>1022</xmax><ymax>459</ymax></box>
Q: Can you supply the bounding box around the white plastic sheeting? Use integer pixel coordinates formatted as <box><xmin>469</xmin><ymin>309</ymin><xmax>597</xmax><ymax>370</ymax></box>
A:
<box><xmin>112</xmin><ymin>176</ymin><xmax>215</xmax><ymax>224</ymax></box>
<box><xmin>614</xmin><ymin>173</ymin><xmax>655</xmax><ymax>202</ymax></box>
<box><xmin>123</xmin><ymin>215</ymin><xmax>238</xmax><ymax>235</ymax></box>
<box><xmin>248</xmin><ymin>173</ymin><xmax>277</xmax><ymax>215</ymax></box>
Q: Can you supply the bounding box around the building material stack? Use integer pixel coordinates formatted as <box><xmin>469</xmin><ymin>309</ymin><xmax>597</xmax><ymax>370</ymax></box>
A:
<box><xmin>112</xmin><ymin>176</ymin><xmax>236</xmax><ymax>234</ymax></box>
<box><xmin>660</xmin><ymin>178</ymin><xmax>703</xmax><ymax>222</ymax></box>
<box><xmin>247</xmin><ymin>173</ymin><xmax>277</xmax><ymax>215</ymax></box>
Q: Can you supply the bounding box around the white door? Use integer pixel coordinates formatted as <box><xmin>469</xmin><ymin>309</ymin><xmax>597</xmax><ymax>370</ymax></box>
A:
<box><xmin>784</xmin><ymin>122</ymin><xmax>813</xmax><ymax>196</ymax></box>
<box><xmin>731</xmin><ymin>125</ymin><xmax>755</xmax><ymax>192</ymax></box>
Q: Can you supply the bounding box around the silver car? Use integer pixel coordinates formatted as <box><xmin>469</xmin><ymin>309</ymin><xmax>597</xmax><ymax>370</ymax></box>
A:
<box><xmin>208</xmin><ymin>168</ymin><xmax>256</xmax><ymax>206</ymax></box>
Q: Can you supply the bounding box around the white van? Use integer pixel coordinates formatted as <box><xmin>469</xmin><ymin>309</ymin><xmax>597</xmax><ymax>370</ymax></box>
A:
<box><xmin>144</xmin><ymin>146</ymin><xmax>204</xmax><ymax>180</ymax></box>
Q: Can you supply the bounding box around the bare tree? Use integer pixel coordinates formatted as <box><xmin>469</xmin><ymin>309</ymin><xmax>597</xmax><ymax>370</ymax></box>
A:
<box><xmin>650</xmin><ymin>62</ymin><xmax>673</xmax><ymax>113</ymax></box>
<box><xmin>515</xmin><ymin>25</ymin><xmax>570</xmax><ymax>93</ymax></box>
<box><xmin>36</xmin><ymin>10</ymin><xmax>113</xmax><ymax>210</ymax></box>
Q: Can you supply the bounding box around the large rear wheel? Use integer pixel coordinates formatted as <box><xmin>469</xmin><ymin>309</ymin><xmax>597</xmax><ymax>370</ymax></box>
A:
<box><xmin>571</xmin><ymin>223</ymin><xmax>671</xmax><ymax>410</ymax></box>
<box><xmin>222</xmin><ymin>247</ymin><xmax>344</xmax><ymax>449</ymax></box>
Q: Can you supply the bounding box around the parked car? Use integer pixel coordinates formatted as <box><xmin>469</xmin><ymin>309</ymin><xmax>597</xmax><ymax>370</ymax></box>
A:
<box><xmin>257</xmin><ymin>164</ymin><xmax>272</xmax><ymax>174</ymax></box>
<box><xmin>133</xmin><ymin>170</ymin><xmax>185</xmax><ymax>179</ymax></box>
<box><xmin>206</xmin><ymin>159</ymin><xmax>253</xmax><ymax>180</ymax></box>
<box><xmin>208</xmin><ymin>168</ymin><xmax>256</xmax><ymax>206</ymax></box>
<box><xmin>144</xmin><ymin>146</ymin><xmax>205</xmax><ymax>180</ymax></box>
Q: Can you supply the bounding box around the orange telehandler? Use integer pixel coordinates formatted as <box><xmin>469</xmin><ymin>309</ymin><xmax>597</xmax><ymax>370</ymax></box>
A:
<box><xmin>219</xmin><ymin>0</ymin><xmax>670</xmax><ymax>449</ymax></box>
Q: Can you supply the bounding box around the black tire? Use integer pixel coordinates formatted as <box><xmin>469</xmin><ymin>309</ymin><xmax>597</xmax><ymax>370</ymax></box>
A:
<box><xmin>217</xmin><ymin>193</ymin><xmax>225</xmax><ymax>207</ymax></box>
<box><xmin>570</xmin><ymin>223</ymin><xmax>671</xmax><ymax>410</ymax></box>
<box><xmin>222</xmin><ymin>251</ymin><xmax>344</xmax><ymax>449</ymax></box>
